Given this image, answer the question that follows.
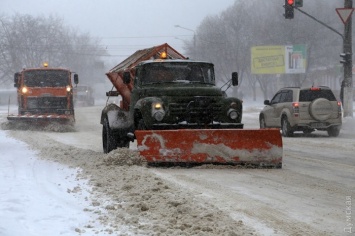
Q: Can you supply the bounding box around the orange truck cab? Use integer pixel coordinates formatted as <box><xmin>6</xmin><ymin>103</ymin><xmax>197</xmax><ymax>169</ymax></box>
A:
<box><xmin>8</xmin><ymin>63</ymin><xmax>79</xmax><ymax>124</ymax></box>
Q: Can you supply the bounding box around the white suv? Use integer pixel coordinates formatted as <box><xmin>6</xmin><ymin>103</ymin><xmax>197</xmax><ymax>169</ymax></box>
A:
<box><xmin>259</xmin><ymin>86</ymin><xmax>342</xmax><ymax>137</ymax></box>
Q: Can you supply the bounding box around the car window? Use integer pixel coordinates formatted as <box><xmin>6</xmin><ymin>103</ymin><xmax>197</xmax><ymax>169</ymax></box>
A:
<box><xmin>270</xmin><ymin>92</ymin><xmax>282</xmax><ymax>104</ymax></box>
<box><xmin>285</xmin><ymin>90</ymin><xmax>293</xmax><ymax>102</ymax></box>
<box><xmin>279</xmin><ymin>90</ymin><xmax>293</xmax><ymax>103</ymax></box>
<box><xmin>299</xmin><ymin>89</ymin><xmax>336</xmax><ymax>102</ymax></box>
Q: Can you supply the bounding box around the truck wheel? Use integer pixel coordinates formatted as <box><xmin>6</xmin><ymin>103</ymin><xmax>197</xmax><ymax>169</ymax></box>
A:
<box><xmin>281</xmin><ymin>117</ymin><xmax>293</xmax><ymax>137</ymax></box>
<box><xmin>117</xmin><ymin>139</ymin><xmax>130</xmax><ymax>148</ymax></box>
<box><xmin>327</xmin><ymin>125</ymin><xmax>340</xmax><ymax>137</ymax></box>
<box><xmin>102</xmin><ymin>118</ymin><xmax>118</xmax><ymax>153</ymax></box>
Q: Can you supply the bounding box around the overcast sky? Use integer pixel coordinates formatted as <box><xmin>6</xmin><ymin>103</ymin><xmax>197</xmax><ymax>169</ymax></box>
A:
<box><xmin>1</xmin><ymin>0</ymin><xmax>236</xmax><ymax>65</ymax></box>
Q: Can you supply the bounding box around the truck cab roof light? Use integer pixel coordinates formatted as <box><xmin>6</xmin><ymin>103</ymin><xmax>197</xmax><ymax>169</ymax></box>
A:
<box><xmin>160</xmin><ymin>51</ymin><xmax>167</xmax><ymax>59</ymax></box>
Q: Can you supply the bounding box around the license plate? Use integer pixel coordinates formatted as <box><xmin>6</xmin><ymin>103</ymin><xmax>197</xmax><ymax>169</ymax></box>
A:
<box><xmin>311</xmin><ymin>122</ymin><xmax>326</xmax><ymax>128</ymax></box>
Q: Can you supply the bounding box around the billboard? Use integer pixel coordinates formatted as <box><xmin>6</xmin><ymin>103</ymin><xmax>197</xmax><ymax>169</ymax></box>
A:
<box><xmin>251</xmin><ymin>45</ymin><xmax>307</xmax><ymax>74</ymax></box>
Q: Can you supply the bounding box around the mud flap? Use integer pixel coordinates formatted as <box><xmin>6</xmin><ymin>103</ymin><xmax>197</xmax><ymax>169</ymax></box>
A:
<box><xmin>135</xmin><ymin>128</ymin><xmax>283</xmax><ymax>167</ymax></box>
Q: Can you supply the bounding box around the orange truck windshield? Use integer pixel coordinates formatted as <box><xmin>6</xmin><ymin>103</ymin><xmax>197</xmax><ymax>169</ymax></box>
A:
<box><xmin>23</xmin><ymin>70</ymin><xmax>70</xmax><ymax>87</ymax></box>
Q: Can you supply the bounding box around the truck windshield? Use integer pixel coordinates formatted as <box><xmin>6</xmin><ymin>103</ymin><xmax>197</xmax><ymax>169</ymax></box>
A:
<box><xmin>141</xmin><ymin>62</ymin><xmax>215</xmax><ymax>84</ymax></box>
<box><xmin>23</xmin><ymin>70</ymin><xmax>70</xmax><ymax>87</ymax></box>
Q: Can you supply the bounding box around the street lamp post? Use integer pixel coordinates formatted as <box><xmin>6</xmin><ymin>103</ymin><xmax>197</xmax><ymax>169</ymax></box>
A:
<box><xmin>174</xmin><ymin>25</ymin><xmax>196</xmax><ymax>47</ymax></box>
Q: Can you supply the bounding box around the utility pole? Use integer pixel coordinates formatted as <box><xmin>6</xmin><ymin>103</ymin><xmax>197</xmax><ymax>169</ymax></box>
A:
<box><xmin>294</xmin><ymin>2</ymin><xmax>353</xmax><ymax>117</ymax></box>
<box><xmin>174</xmin><ymin>25</ymin><xmax>196</xmax><ymax>58</ymax></box>
<box><xmin>342</xmin><ymin>0</ymin><xmax>353</xmax><ymax>117</ymax></box>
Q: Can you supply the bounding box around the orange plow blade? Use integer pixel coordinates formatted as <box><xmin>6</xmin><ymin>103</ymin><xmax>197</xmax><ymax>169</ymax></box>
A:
<box><xmin>7</xmin><ymin>114</ymin><xmax>75</xmax><ymax>125</ymax></box>
<box><xmin>135</xmin><ymin>128</ymin><xmax>283</xmax><ymax>168</ymax></box>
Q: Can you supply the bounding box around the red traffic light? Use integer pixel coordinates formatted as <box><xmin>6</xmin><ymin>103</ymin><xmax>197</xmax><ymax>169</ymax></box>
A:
<box><xmin>287</xmin><ymin>0</ymin><xmax>294</xmax><ymax>5</ymax></box>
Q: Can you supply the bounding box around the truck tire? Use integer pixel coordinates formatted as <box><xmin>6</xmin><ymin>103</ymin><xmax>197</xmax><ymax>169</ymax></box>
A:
<box><xmin>102</xmin><ymin>118</ymin><xmax>118</xmax><ymax>153</ymax></box>
<box><xmin>117</xmin><ymin>138</ymin><xmax>130</xmax><ymax>148</ymax></box>
<box><xmin>281</xmin><ymin>116</ymin><xmax>293</xmax><ymax>137</ymax></box>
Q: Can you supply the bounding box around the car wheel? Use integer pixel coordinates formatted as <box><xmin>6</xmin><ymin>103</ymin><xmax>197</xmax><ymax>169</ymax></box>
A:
<box><xmin>327</xmin><ymin>125</ymin><xmax>340</xmax><ymax>137</ymax></box>
<box><xmin>281</xmin><ymin>117</ymin><xmax>293</xmax><ymax>137</ymax></box>
<box><xmin>259</xmin><ymin>115</ymin><xmax>267</xmax><ymax>129</ymax></box>
<box><xmin>102</xmin><ymin>118</ymin><xmax>118</xmax><ymax>153</ymax></box>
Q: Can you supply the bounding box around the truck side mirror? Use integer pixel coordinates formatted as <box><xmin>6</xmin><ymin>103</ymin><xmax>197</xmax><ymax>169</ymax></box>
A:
<box><xmin>123</xmin><ymin>72</ymin><xmax>131</xmax><ymax>84</ymax></box>
<box><xmin>74</xmin><ymin>74</ymin><xmax>79</xmax><ymax>84</ymax></box>
<box><xmin>231</xmin><ymin>72</ymin><xmax>238</xmax><ymax>86</ymax></box>
<box><xmin>14</xmin><ymin>72</ymin><xmax>19</xmax><ymax>88</ymax></box>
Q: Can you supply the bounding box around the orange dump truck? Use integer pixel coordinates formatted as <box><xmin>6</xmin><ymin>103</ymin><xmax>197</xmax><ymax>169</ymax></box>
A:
<box><xmin>8</xmin><ymin>63</ymin><xmax>79</xmax><ymax>124</ymax></box>
<box><xmin>101</xmin><ymin>43</ymin><xmax>283</xmax><ymax>167</ymax></box>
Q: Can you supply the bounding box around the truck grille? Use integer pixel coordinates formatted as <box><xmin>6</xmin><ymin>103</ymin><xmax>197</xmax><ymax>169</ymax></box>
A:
<box><xmin>169</xmin><ymin>96</ymin><xmax>222</xmax><ymax>123</ymax></box>
<box><xmin>27</xmin><ymin>97</ymin><xmax>68</xmax><ymax>110</ymax></box>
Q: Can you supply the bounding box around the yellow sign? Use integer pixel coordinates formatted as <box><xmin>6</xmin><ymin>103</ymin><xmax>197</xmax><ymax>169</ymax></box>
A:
<box><xmin>251</xmin><ymin>45</ymin><xmax>307</xmax><ymax>74</ymax></box>
<box><xmin>251</xmin><ymin>46</ymin><xmax>285</xmax><ymax>74</ymax></box>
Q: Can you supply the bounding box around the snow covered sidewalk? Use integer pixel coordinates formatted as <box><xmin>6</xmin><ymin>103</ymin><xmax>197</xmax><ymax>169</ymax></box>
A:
<box><xmin>0</xmin><ymin>130</ymin><xmax>104</xmax><ymax>236</ymax></box>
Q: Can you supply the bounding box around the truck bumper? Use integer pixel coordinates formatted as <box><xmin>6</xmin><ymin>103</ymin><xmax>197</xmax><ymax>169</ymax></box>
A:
<box><xmin>151</xmin><ymin>122</ymin><xmax>244</xmax><ymax>130</ymax></box>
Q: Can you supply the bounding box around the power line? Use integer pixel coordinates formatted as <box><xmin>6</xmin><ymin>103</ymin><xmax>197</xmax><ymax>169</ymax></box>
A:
<box><xmin>94</xmin><ymin>34</ymin><xmax>194</xmax><ymax>39</ymax></box>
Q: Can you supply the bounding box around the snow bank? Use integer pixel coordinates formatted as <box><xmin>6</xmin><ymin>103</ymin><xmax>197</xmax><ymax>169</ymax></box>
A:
<box><xmin>0</xmin><ymin>130</ymin><xmax>106</xmax><ymax>236</ymax></box>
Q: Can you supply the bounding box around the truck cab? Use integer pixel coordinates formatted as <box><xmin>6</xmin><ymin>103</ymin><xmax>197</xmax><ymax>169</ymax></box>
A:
<box><xmin>129</xmin><ymin>59</ymin><xmax>243</xmax><ymax>130</ymax></box>
<box><xmin>9</xmin><ymin>64</ymin><xmax>79</xmax><ymax>124</ymax></box>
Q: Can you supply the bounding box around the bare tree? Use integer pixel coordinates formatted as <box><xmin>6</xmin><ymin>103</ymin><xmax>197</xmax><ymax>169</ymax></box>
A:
<box><xmin>183</xmin><ymin>0</ymin><xmax>347</xmax><ymax>101</ymax></box>
<box><xmin>0</xmin><ymin>14</ymin><xmax>107</xmax><ymax>87</ymax></box>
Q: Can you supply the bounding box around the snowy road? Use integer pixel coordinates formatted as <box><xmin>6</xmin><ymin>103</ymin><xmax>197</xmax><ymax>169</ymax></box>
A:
<box><xmin>0</xmin><ymin>131</ymin><xmax>106</xmax><ymax>236</ymax></box>
<box><xmin>1</xmin><ymin>103</ymin><xmax>354</xmax><ymax>235</ymax></box>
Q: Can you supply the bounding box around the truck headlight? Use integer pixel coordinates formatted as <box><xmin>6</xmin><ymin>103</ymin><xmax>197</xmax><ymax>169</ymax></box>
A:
<box><xmin>66</xmin><ymin>86</ymin><xmax>72</xmax><ymax>92</ymax></box>
<box><xmin>153</xmin><ymin>111</ymin><xmax>165</xmax><ymax>121</ymax></box>
<box><xmin>227</xmin><ymin>108</ymin><xmax>238</xmax><ymax>120</ymax></box>
<box><xmin>152</xmin><ymin>102</ymin><xmax>165</xmax><ymax>121</ymax></box>
<box><xmin>21</xmin><ymin>87</ymin><xmax>28</xmax><ymax>94</ymax></box>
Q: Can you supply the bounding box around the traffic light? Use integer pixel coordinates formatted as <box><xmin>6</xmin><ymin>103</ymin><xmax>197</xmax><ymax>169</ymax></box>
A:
<box><xmin>340</xmin><ymin>52</ymin><xmax>352</xmax><ymax>65</ymax></box>
<box><xmin>284</xmin><ymin>0</ymin><xmax>294</xmax><ymax>19</ymax></box>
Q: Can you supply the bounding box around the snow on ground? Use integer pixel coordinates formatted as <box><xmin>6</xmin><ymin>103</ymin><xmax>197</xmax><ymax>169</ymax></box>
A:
<box><xmin>0</xmin><ymin>130</ymin><xmax>109</xmax><ymax>236</ymax></box>
<box><xmin>1</xmin><ymin>101</ymin><xmax>354</xmax><ymax>236</ymax></box>
<box><xmin>0</xmin><ymin>105</ymin><xmax>258</xmax><ymax>236</ymax></box>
